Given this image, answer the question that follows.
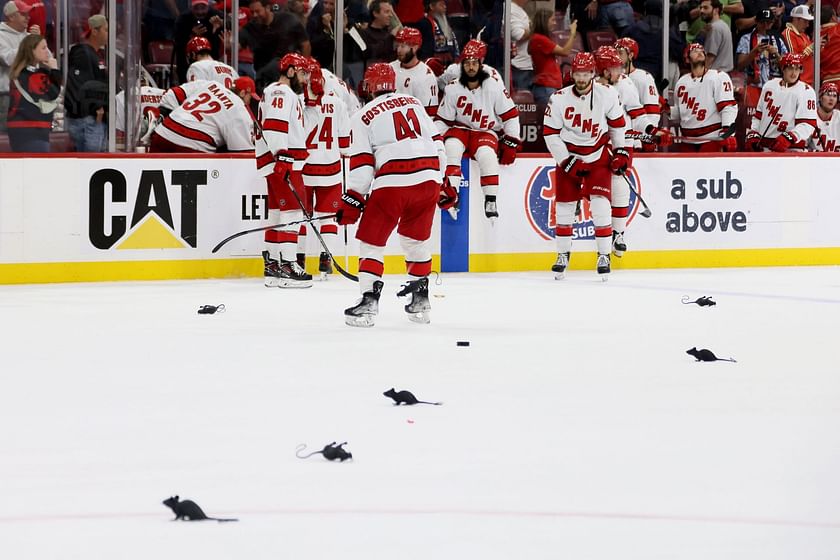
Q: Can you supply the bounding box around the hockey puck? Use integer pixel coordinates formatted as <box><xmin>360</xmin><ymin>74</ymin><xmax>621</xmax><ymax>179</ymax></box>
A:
<box><xmin>456</xmin><ymin>341</ymin><xmax>470</xmax><ymax>347</ymax></box>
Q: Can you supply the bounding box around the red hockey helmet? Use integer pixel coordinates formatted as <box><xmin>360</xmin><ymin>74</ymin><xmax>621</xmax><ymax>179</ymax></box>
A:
<box><xmin>186</xmin><ymin>36</ymin><xmax>212</xmax><ymax>58</ymax></box>
<box><xmin>594</xmin><ymin>46</ymin><xmax>622</xmax><ymax>73</ymax></box>
<box><xmin>614</xmin><ymin>37</ymin><xmax>639</xmax><ymax>60</ymax></box>
<box><xmin>683</xmin><ymin>42</ymin><xmax>705</xmax><ymax>64</ymax></box>
<box><xmin>395</xmin><ymin>26</ymin><xmax>423</xmax><ymax>48</ymax></box>
<box><xmin>460</xmin><ymin>39</ymin><xmax>487</xmax><ymax>62</ymax></box>
<box><xmin>304</xmin><ymin>57</ymin><xmax>325</xmax><ymax>104</ymax></box>
<box><xmin>571</xmin><ymin>52</ymin><xmax>597</xmax><ymax>74</ymax></box>
<box><xmin>779</xmin><ymin>52</ymin><xmax>804</xmax><ymax>69</ymax></box>
<box><xmin>363</xmin><ymin>63</ymin><xmax>396</xmax><ymax>94</ymax></box>
<box><xmin>278</xmin><ymin>52</ymin><xmax>309</xmax><ymax>74</ymax></box>
<box><xmin>820</xmin><ymin>82</ymin><xmax>838</xmax><ymax>97</ymax></box>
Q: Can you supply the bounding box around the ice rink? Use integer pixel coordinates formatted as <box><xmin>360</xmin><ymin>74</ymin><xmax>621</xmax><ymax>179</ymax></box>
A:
<box><xmin>1</xmin><ymin>266</ymin><xmax>839</xmax><ymax>559</ymax></box>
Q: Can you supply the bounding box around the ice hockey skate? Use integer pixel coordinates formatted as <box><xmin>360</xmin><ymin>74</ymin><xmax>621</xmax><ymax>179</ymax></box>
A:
<box><xmin>484</xmin><ymin>195</ymin><xmax>498</xmax><ymax>224</ymax></box>
<box><xmin>397</xmin><ymin>277</ymin><xmax>431</xmax><ymax>324</ymax></box>
<box><xmin>263</xmin><ymin>251</ymin><xmax>313</xmax><ymax>288</ymax></box>
<box><xmin>612</xmin><ymin>231</ymin><xmax>627</xmax><ymax>257</ymax></box>
<box><xmin>344</xmin><ymin>281</ymin><xmax>384</xmax><ymax>327</ymax></box>
<box><xmin>551</xmin><ymin>252</ymin><xmax>570</xmax><ymax>280</ymax></box>
<box><xmin>318</xmin><ymin>252</ymin><xmax>333</xmax><ymax>280</ymax></box>
<box><xmin>597</xmin><ymin>253</ymin><xmax>611</xmax><ymax>281</ymax></box>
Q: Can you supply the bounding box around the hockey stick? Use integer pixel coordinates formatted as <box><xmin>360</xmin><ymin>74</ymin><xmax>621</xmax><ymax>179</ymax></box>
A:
<box><xmin>621</xmin><ymin>173</ymin><xmax>652</xmax><ymax>218</ymax></box>
<box><xmin>211</xmin><ymin>214</ymin><xmax>338</xmax><ymax>253</ymax></box>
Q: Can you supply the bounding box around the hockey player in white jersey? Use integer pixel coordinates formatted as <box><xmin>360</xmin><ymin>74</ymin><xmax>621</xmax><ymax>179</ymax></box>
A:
<box><xmin>295</xmin><ymin>58</ymin><xmax>351</xmax><ymax>279</ymax></box>
<box><xmin>671</xmin><ymin>43</ymin><xmax>738</xmax><ymax>152</ymax></box>
<box><xmin>321</xmin><ymin>65</ymin><xmax>362</xmax><ymax>114</ymax></box>
<box><xmin>746</xmin><ymin>53</ymin><xmax>817</xmax><ymax>152</ymax></box>
<box><xmin>149</xmin><ymin>78</ymin><xmax>254</xmax><ymax>154</ymax></box>
<box><xmin>390</xmin><ymin>27</ymin><xmax>440</xmax><ymax>117</ymax></box>
<box><xmin>437</xmin><ymin>59</ymin><xmax>501</xmax><ymax>93</ymax></box>
<box><xmin>615</xmin><ymin>38</ymin><xmax>661</xmax><ymax>121</ymax></box>
<box><xmin>811</xmin><ymin>82</ymin><xmax>840</xmax><ymax>152</ymax></box>
<box><xmin>594</xmin><ymin>46</ymin><xmax>656</xmax><ymax>258</ymax></box>
<box><xmin>185</xmin><ymin>36</ymin><xmax>238</xmax><ymax>88</ymax></box>
<box><xmin>543</xmin><ymin>52</ymin><xmax>630</xmax><ymax>280</ymax></box>
<box><xmin>338</xmin><ymin>63</ymin><xmax>451</xmax><ymax>327</ymax></box>
<box><xmin>255</xmin><ymin>52</ymin><xmax>313</xmax><ymax>288</ymax></box>
<box><xmin>436</xmin><ymin>39</ymin><xmax>521</xmax><ymax>222</ymax></box>
<box><xmin>115</xmin><ymin>81</ymin><xmax>164</xmax><ymax>145</ymax></box>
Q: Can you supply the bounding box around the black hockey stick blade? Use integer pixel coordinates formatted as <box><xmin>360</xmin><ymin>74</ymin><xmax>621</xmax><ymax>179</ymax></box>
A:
<box><xmin>211</xmin><ymin>214</ymin><xmax>337</xmax><ymax>254</ymax></box>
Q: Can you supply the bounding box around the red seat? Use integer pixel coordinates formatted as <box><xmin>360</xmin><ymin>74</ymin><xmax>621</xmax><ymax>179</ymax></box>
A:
<box><xmin>511</xmin><ymin>90</ymin><xmax>535</xmax><ymax>105</ymax></box>
<box><xmin>585</xmin><ymin>30</ymin><xmax>618</xmax><ymax>51</ymax></box>
<box><xmin>551</xmin><ymin>30</ymin><xmax>584</xmax><ymax>56</ymax></box>
<box><xmin>147</xmin><ymin>40</ymin><xmax>174</xmax><ymax>65</ymax></box>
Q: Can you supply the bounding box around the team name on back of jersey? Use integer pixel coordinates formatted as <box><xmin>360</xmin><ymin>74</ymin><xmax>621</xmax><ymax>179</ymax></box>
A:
<box><xmin>361</xmin><ymin>96</ymin><xmax>421</xmax><ymax>125</ymax></box>
<box><xmin>455</xmin><ymin>96</ymin><xmax>496</xmax><ymax>129</ymax></box>
<box><xmin>206</xmin><ymin>82</ymin><xmax>235</xmax><ymax>110</ymax></box>
<box><xmin>564</xmin><ymin>107</ymin><xmax>600</xmax><ymax>137</ymax></box>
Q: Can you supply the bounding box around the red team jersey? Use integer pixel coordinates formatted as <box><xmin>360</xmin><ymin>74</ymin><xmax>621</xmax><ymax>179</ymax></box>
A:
<box><xmin>671</xmin><ymin>69</ymin><xmax>738</xmax><ymax>143</ymax></box>
<box><xmin>255</xmin><ymin>82</ymin><xmax>308</xmax><ymax>177</ymax></box>
<box><xmin>751</xmin><ymin>78</ymin><xmax>817</xmax><ymax>147</ymax></box>
<box><xmin>302</xmin><ymin>92</ymin><xmax>351</xmax><ymax>187</ymax></box>
<box><xmin>155</xmin><ymin>80</ymin><xmax>254</xmax><ymax>153</ymax></box>
<box><xmin>390</xmin><ymin>59</ymin><xmax>440</xmax><ymax>117</ymax></box>
<box><xmin>347</xmin><ymin>92</ymin><xmax>445</xmax><ymax>195</ymax></box>
<box><xmin>186</xmin><ymin>59</ymin><xmax>238</xmax><ymax>89</ymax></box>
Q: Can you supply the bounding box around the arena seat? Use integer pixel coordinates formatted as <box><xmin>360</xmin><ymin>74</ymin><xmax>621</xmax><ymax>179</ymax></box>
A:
<box><xmin>585</xmin><ymin>30</ymin><xmax>618</xmax><ymax>51</ymax></box>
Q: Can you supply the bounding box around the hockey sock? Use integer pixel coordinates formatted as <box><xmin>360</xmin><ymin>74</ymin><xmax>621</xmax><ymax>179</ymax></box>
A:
<box><xmin>358</xmin><ymin>241</ymin><xmax>385</xmax><ymax>294</ymax></box>
<box><xmin>554</xmin><ymin>201</ymin><xmax>576</xmax><ymax>254</ymax></box>
<box><xmin>399</xmin><ymin>234</ymin><xmax>432</xmax><ymax>278</ymax></box>
<box><xmin>589</xmin><ymin>195</ymin><xmax>612</xmax><ymax>255</ymax></box>
<box><xmin>475</xmin><ymin>146</ymin><xmax>500</xmax><ymax>196</ymax></box>
<box><xmin>611</xmin><ymin>174</ymin><xmax>630</xmax><ymax>234</ymax></box>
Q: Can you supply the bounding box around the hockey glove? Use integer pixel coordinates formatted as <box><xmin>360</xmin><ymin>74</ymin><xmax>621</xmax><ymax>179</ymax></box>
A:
<box><xmin>438</xmin><ymin>183</ymin><xmax>459</xmax><ymax>210</ymax></box>
<box><xmin>658</xmin><ymin>95</ymin><xmax>670</xmax><ymax>115</ymax></box>
<box><xmin>561</xmin><ymin>156</ymin><xmax>588</xmax><ymax>178</ymax></box>
<box><xmin>498</xmin><ymin>136</ymin><xmax>521</xmax><ymax>165</ymax></box>
<box><xmin>273</xmin><ymin>151</ymin><xmax>295</xmax><ymax>180</ymax></box>
<box><xmin>645</xmin><ymin>125</ymin><xmax>673</xmax><ymax>147</ymax></box>
<box><xmin>336</xmin><ymin>190</ymin><xmax>365</xmax><ymax>225</ymax></box>
<box><xmin>610</xmin><ymin>148</ymin><xmax>632</xmax><ymax>175</ymax></box>
<box><xmin>771</xmin><ymin>131</ymin><xmax>796</xmax><ymax>152</ymax></box>
<box><xmin>744</xmin><ymin>131</ymin><xmax>762</xmax><ymax>152</ymax></box>
<box><xmin>718</xmin><ymin>123</ymin><xmax>737</xmax><ymax>140</ymax></box>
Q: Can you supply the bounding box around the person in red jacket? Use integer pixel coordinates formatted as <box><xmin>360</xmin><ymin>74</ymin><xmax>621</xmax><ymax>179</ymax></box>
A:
<box><xmin>6</xmin><ymin>33</ymin><xmax>60</xmax><ymax>152</ymax></box>
<box><xmin>528</xmin><ymin>9</ymin><xmax>578</xmax><ymax>105</ymax></box>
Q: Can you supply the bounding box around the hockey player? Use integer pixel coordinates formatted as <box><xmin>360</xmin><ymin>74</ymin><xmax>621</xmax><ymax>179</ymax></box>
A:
<box><xmin>255</xmin><ymin>52</ymin><xmax>313</xmax><ymax>288</ymax></box>
<box><xmin>811</xmin><ymin>82</ymin><xmax>840</xmax><ymax>152</ymax></box>
<box><xmin>338</xmin><ymin>63</ymin><xmax>453</xmax><ymax>327</ymax></box>
<box><xmin>321</xmin><ymin>65</ymin><xmax>362</xmax><ymax>114</ymax></box>
<box><xmin>670</xmin><ymin>43</ymin><xmax>738</xmax><ymax>152</ymax></box>
<box><xmin>149</xmin><ymin>78</ymin><xmax>254</xmax><ymax>154</ymax></box>
<box><xmin>436</xmin><ymin>39</ymin><xmax>521</xmax><ymax>222</ymax></box>
<box><xmin>436</xmin><ymin>60</ymin><xmax>502</xmax><ymax>102</ymax></box>
<box><xmin>390</xmin><ymin>27</ymin><xmax>440</xmax><ymax>117</ymax></box>
<box><xmin>615</xmin><ymin>38</ymin><xmax>661</xmax><ymax>121</ymax></box>
<box><xmin>543</xmin><ymin>52</ymin><xmax>630</xmax><ymax>280</ymax></box>
<box><xmin>115</xmin><ymin>77</ymin><xmax>164</xmax><ymax>146</ymax></box>
<box><xmin>594</xmin><ymin>46</ymin><xmax>659</xmax><ymax>258</ymax></box>
<box><xmin>185</xmin><ymin>36</ymin><xmax>238</xmax><ymax>88</ymax></box>
<box><xmin>295</xmin><ymin>58</ymin><xmax>351</xmax><ymax>279</ymax></box>
<box><xmin>746</xmin><ymin>53</ymin><xmax>817</xmax><ymax>152</ymax></box>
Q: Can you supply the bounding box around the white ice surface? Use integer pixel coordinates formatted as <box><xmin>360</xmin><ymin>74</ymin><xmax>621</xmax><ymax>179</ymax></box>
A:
<box><xmin>1</xmin><ymin>267</ymin><xmax>839</xmax><ymax>559</ymax></box>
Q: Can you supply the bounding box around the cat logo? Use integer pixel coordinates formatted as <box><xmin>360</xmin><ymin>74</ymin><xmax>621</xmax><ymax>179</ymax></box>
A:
<box><xmin>88</xmin><ymin>168</ymin><xmax>207</xmax><ymax>250</ymax></box>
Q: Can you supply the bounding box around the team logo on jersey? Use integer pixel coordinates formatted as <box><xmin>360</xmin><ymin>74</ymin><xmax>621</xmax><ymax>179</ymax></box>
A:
<box><xmin>524</xmin><ymin>165</ymin><xmax>643</xmax><ymax>240</ymax></box>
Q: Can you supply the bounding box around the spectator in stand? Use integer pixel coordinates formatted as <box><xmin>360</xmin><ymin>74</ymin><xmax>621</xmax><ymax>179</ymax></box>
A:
<box><xmin>1</xmin><ymin>0</ymin><xmax>36</xmax><ymax>133</ymax></box>
<box><xmin>737</xmin><ymin>8</ymin><xmax>787</xmax><ymax>86</ymax></box>
<box><xmin>244</xmin><ymin>0</ymin><xmax>310</xmax><ymax>86</ymax></box>
<box><xmin>393</xmin><ymin>0</ymin><xmax>425</xmax><ymax>26</ymax></box>
<box><xmin>511</xmin><ymin>0</ymin><xmax>532</xmax><ymax>91</ymax></box>
<box><xmin>623</xmin><ymin>0</ymin><xmax>664</xmax><ymax>78</ymax></box>
<box><xmin>529</xmin><ymin>9</ymin><xmax>578</xmax><ymax>105</ymax></box>
<box><xmin>341</xmin><ymin>0</ymin><xmax>369</xmax><ymax>90</ymax></box>
<box><xmin>817</xmin><ymin>5</ymin><xmax>840</xmax><ymax>86</ymax></box>
<box><xmin>417</xmin><ymin>0</ymin><xmax>459</xmax><ymax>65</ymax></box>
<box><xmin>144</xmin><ymin>0</ymin><xmax>189</xmax><ymax>42</ymax></box>
<box><xmin>699</xmin><ymin>0</ymin><xmax>734</xmax><ymax>71</ymax></box>
<box><xmin>233</xmin><ymin>7</ymin><xmax>255</xmax><ymax>78</ymax></box>
<box><xmin>597</xmin><ymin>0</ymin><xmax>635</xmax><ymax>36</ymax></box>
<box><xmin>64</xmin><ymin>15</ymin><xmax>109</xmax><ymax>152</ymax></box>
<box><xmin>173</xmin><ymin>0</ymin><xmax>224</xmax><ymax>84</ymax></box>
<box><xmin>570</xmin><ymin>0</ymin><xmax>600</xmax><ymax>41</ymax></box>
<box><xmin>360</xmin><ymin>0</ymin><xmax>397</xmax><ymax>65</ymax></box>
<box><xmin>307</xmin><ymin>0</ymin><xmax>335</xmax><ymax>71</ymax></box>
<box><xmin>782</xmin><ymin>4</ymin><xmax>814</xmax><ymax>82</ymax></box>
<box><xmin>6</xmin><ymin>33</ymin><xmax>59</xmax><ymax>152</ymax></box>
<box><xmin>286</xmin><ymin>0</ymin><xmax>307</xmax><ymax>27</ymax></box>
<box><xmin>720</xmin><ymin>0</ymin><xmax>745</xmax><ymax>27</ymax></box>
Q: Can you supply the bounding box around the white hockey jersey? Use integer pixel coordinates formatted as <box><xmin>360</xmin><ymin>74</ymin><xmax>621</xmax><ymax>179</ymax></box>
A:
<box><xmin>186</xmin><ymin>59</ymin><xmax>238</xmax><ymax>88</ymax></box>
<box><xmin>322</xmin><ymin>68</ymin><xmax>361</xmax><ymax>114</ymax></box>
<box><xmin>159</xmin><ymin>80</ymin><xmax>211</xmax><ymax>114</ymax></box>
<box><xmin>810</xmin><ymin>109</ymin><xmax>840</xmax><ymax>152</ymax></box>
<box><xmin>115</xmin><ymin>85</ymin><xmax>165</xmax><ymax>132</ymax></box>
<box><xmin>438</xmin><ymin>62</ymin><xmax>501</xmax><ymax>91</ymax></box>
<box><xmin>627</xmin><ymin>67</ymin><xmax>660</xmax><ymax>118</ymax></box>
<box><xmin>154</xmin><ymin>80</ymin><xmax>254</xmax><ymax>153</ymax></box>
<box><xmin>390</xmin><ymin>59</ymin><xmax>439</xmax><ymax>117</ymax></box>
<box><xmin>347</xmin><ymin>92</ymin><xmax>445</xmax><ymax>195</ymax></box>
<box><xmin>436</xmin><ymin>74</ymin><xmax>520</xmax><ymax>140</ymax></box>
<box><xmin>255</xmin><ymin>82</ymin><xmax>308</xmax><ymax>177</ymax></box>
<box><xmin>750</xmin><ymin>78</ymin><xmax>817</xmax><ymax>145</ymax></box>
<box><xmin>671</xmin><ymin>69</ymin><xmax>738</xmax><ymax>143</ymax></box>
<box><xmin>543</xmin><ymin>82</ymin><xmax>627</xmax><ymax>164</ymax></box>
<box><xmin>302</xmin><ymin>91</ymin><xmax>351</xmax><ymax>187</ymax></box>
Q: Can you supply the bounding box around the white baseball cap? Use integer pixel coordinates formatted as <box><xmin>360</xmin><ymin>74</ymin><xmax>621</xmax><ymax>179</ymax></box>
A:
<box><xmin>791</xmin><ymin>5</ymin><xmax>814</xmax><ymax>20</ymax></box>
